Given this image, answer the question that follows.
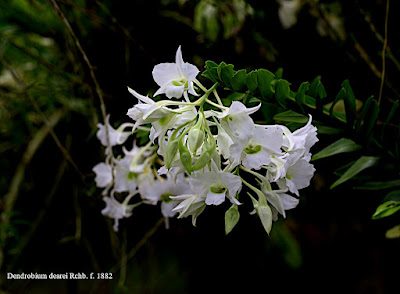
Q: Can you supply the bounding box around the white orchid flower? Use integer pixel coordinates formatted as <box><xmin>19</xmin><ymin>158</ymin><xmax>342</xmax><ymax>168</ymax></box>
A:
<box><xmin>152</xmin><ymin>46</ymin><xmax>200</xmax><ymax>99</ymax></box>
<box><xmin>93</xmin><ymin>162</ymin><xmax>113</xmax><ymax>188</ymax></box>
<box><xmin>278</xmin><ymin>0</ymin><xmax>303</xmax><ymax>29</ymax></box>
<box><xmin>139</xmin><ymin>173</ymin><xmax>193</xmax><ymax>228</ymax></box>
<box><xmin>126</xmin><ymin>88</ymin><xmax>172</xmax><ymax>129</ymax></box>
<box><xmin>189</xmin><ymin>160</ymin><xmax>242</xmax><ymax>206</ymax></box>
<box><xmin>139</xmin><ymin>174</ymin><xmax>192</xmax><ymax>205</ymax></box>
<box><xmin>218</xmin><ymin>101</ymin><xmax>261</xmax><ymax>141</ymax></box>
<box><xmin>149</xmin><ymin>107</ymin><xmax>197</xmax><ymax>146</ymax></box>
<box><xmin>101</xmin><ymin>194</ymin><xmax>137</xmax><ymax>232</ymax></box>
<box><xmin>230</xmin><ymin>125</ymin><xmax>283</xmax><ymax>170</ymax></box>
<box><xmin>96</xmin><ymin>115</ymin><xmax>131</xmax><ymax>149</ymax></box>
<box><xmin>113</xmin><ymin>144</ymin><xmax>149</xmax><ymax>193</ymax></box>
<box><xmin>171</xmin><ymin>194</ymin><xmax>206</xmax><ymax>226</ymax></box>
<box><xmin>280</xmin><ymin>115</ymin><xmax>318</xmax><ymax>157</ymax></box>
<box><xmin>278</xmin><ymin>156</ymin><xmax>316</xmax><ymax>196</ymax></box>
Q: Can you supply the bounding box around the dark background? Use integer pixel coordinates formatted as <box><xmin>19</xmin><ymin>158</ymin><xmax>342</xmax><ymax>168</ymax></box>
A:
<box><xmin>1</xmin><ymin>0</ymin><xmax>400</xmax><ymax>293</ymax></box>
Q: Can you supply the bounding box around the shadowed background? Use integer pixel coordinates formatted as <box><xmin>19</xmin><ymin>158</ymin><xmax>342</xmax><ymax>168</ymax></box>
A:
<box><xmin>1</xmin><ymin>0</ymin><xmax>400</xmax><ymax>293</ymax></box>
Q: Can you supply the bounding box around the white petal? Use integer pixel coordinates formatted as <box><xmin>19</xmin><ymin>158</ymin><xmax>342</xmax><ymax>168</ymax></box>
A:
<box><xmin>183</xmin><ymin>63</ymin><xmax>200</xmax><ymax>82</ymax></box>
<box><xmin>161</xmin><ymin>201</ymin><xmax>178</xmax><ymax>218</ymax></box>
<box><xmin>220</xmin><ymin>172</ymin><xmax>242</xmax><ymax>198</ymax></box>
<box><xmin>175</xmin><ymin>46</ymin><xmax>184</xmax><ymax>76</ymax></box>
<box><xmin>279</xmin><ymin>193</ymin><xmax>299</xmax><ymax>210</ymax></box>
<box><xmin>165</xmin><ymin>83</ymin><xmax>185</xmax><ymax>99</ymax></box>
<box><xmin>288</xmin><ymin>159</ymin><xmax>315</xmax><ymax>191</ymax></box>
<box><xmin>205</xmin><ymin>190</ymin><xmax>225</xmax><ymax>205</ymax></box>
<box><xmin>93</xmin><ymin>163</ymin><xmax>112</xmax><ymax>188</ymax></box>
<box><xmin>217</xmin><ymin>124</ymin><xmax>234</xmax><ymax>159</ymax></box>
<box><xmin>242</xmin><ymin>149</ymin><xmax>271</xmax><ymax>170</ymax></box>
<box><xmin>152</xmin><ymin>63</ymin><xmax>180</xmax><ymax>87</ymax></box>
<box><xmin>253</xmin><ymin>126</ymin><xmax>283</xmax><ymax>154</ymax></box>
<box><xmin>127</xmin><ymin>87</ymin><xmax>155</xmax><ymax>104</ymax></box>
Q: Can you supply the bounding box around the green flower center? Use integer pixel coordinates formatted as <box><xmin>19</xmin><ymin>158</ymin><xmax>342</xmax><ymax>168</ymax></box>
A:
<box><xmin>160</xmin><ymin>193</ymin><xmax>174</xmax><ymax>203</ymax></box>
<box><xmin>159</xmin><ymin>113</ymin><xmax>175</xmax><ymax>126</ymax></box>
<box><xmin>210</xmin><ymin>186</ymin><xmax>226</xmax><ymax>194</ymax></box>
<box><xmin>172</xmin><ymin>79</ymin><xmax>187</xmax><ymax>87</ymax></box>
<box><xmin>127</xmin><ymin>172</ymin><xmax>138</xmax><ymax>181</ymax></box>
<box><xmin>244</xmin><ymin>144</ymin><xmax>262</xmax><ymax>155</ymax></box>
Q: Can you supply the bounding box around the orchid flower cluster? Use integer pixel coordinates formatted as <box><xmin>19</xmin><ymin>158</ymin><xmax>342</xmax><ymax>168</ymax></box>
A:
<box><xmin>92</xmin><ymin>46</ymin><xmax>318</xmax><ymax>234</ymax></box>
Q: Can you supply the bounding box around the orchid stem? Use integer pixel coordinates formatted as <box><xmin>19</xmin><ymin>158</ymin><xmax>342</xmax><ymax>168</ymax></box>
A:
<box><xmin>212</xmin><ymin>89</ymin><xmax>224</xmax><ymax>106</ymax></box>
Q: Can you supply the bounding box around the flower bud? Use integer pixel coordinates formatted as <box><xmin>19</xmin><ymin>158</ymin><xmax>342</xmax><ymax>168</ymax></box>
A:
<box><xmin>191</xmin><ymin>133</ymin><xmax>216</xmax><ymax>172</ymax></box>
<box><xmin>248</xmin><ymin>192</ymin><xmax>272</xmax><ymax>235</ymax></box>
<box><xmin>164</xmin><ymin>138</ymin><xmax>179</xmax><ymax>169</ymax></box>
<box><xmin>188</xmin><ymin>127</ymin><xmax>205</xmax><ymax>154</ymax></box>
<box><xmin>179</xmin><ymin>136</ymin><xmax>192</xmax><ymax>174</ymax></box>
<box><xmin>225</xmin><ymin>204</ymin><xmax>240</xmax><ymax>235</ymax></box>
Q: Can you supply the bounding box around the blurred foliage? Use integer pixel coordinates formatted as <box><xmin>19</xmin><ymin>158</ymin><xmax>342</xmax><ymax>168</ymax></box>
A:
<box><xmin>1</xmin><ymin>0</ymin><xmax>400</xmax><ymax>293</ymax></box>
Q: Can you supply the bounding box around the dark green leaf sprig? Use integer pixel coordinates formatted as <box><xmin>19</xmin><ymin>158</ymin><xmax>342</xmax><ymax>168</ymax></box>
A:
<box><xmin>202</xmin><ymin>60</ymin><xmax>400</xmax><ymax>233</ymax></box>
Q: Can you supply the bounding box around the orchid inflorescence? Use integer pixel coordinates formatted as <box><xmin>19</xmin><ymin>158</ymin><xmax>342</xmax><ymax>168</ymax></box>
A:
<box><xmin>93</xmin><ymin>46</ymin><xmax>318</xmax><ymax>234</ymax></box>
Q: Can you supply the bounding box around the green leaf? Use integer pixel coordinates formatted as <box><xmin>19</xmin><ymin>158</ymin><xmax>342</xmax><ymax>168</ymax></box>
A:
<box><xmin>225</xmin><ymin>204</ymin><xmax>240</xmax><ymax>235</ymax></box>
<box><xmin>313</xmin><ymin>124</ymin><xmax>344</xmax><ymax>135</ymax></box>
<box><xmin>220</xmin><ymin>64</ymin><xmax>235</xmax><ymax>87</ymax></box>
<box><xmin>308</xmin><ymin>76</ymin><xmax>321</xmax><ymax>98</ymax></box>
<box><xmin>227</xmin><ymin>92</ymin><xmax>246</xmax><ymax>101</ymax></box>
<box><xmin>275</xmin><ymin>79</ymin><xmax>290</xmax><ymax>108</ymax></box>
<box><xmin>342</xmin><ymin>80</ymin><xmax>357</xmax><ymax>126</ymax></box>
<box><xmin>246</xmin><ymin>70</ymin><xmax>258</xmax><ymax>94</ymax></box>
<box><xmin>304</xmin><ymin>94</ymin><xmax>317</xmax><ymax>108</ymax></box>
<box><xmin>295</xmin><ymin>82</ymin><xmax>310</xmax><ymax>110</ymax></box>
<box><xmin>353</xmin><ymin>179</ymin><xmax>400</xmax><ymax>190</ymax></box>
<box><xmin>261</xmin><ymin>103</ymin><xmax>279</xmax><ymax>124</ymax></box>
<box><xmin>383</xmin><ymin>190</ymin><xmax>400</xmax><ymax>202</ymax></box>
<box><xmin>372</xmin><ymin>201</ymin><xmax>400</xmax><ymax>219</ymax></box>
<box><xmin>355</xmin><ymin>96</ymin><xmax>379</xmax><ymax>139</ymax></box>
<box><xmin>275</xmin><ymin>68</ymin><xmax>283</xmax><ymax>79</ymax></box>
<box><xmin>330</xmin><ymin>88</ymin><xmax>346</xmax><ymax>117</ymax></box>
<box><xmin>230</xmin><ymin>69</ymin><xmax>246</xmax><ymax>91</ymax></box>
<box><xmin>270</xmin><ymin>223</ymin><xmax>302</xmax><ymax>269</ymax></box>
<box><xmin>316</xmin><ymin>82</ymin><xmax>327</xmax><ymax>113</ymax></box>
<box><xmin>249</xmin><ymin>97</ymin><xmax>262</xmax><ymax>104</ymax></box>
<box><xmin>202</xmin><ymin>69</ymin><xmax>218</xmax><ymax>83</ymax></box>
<box><xmin>205</xmin><ymin>60</ymin><xmax>218</xmax><ymax>69</ymax></box>
<box><xmin>202</xmin><ymin>67</ymin><xmax>219</xmax><ymax>83</ymax></box>
<box><xmin>317</xmin><ymin>82</ymin><xmax>327</xmax><ymax>99</ymax></box>
<box><xmin>330</xmin><ymin>156</ymin><xmax>379</xmax><ymax>189</ymax></box>
<box><xmin>385</xmin><ymin>225</ymin><xmax>400</xmax><ymax>239</ymax></box>
<box><xmin>312</xmin><ymin>138</ymin><xmax>362</xmax><ymax>161</ymax></box>
<box><xmin>257</xmin><ymin>69</ymin><xmax>275</xmax><ymax>99</ymax></box>
<box><xmin>381</xmin><ymin>100</ymin><xmax>399</xmax><ymax>139</ymax></box>
<box><xmin>217</xmin><ymin>62</ymin><xmax>227</xmax><ymax>82</ymax></box>
<box><xmin>273</xmin><ymin>110</ymin><xmax>308</xmax><ymax>124</ymax></box>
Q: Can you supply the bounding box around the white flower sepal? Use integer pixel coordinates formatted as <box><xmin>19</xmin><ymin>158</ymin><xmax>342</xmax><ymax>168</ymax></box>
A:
<box><xmin>138</xmin><ymin>173</ymin><xmax>193</xmax><ymax>228</ymax></box>
<box><xmin>96</xmin><ymin>115</ymin><xmax>130</xmax><ymax>151</ymax></box>
<box><xmin>126</xmin><ymin>88</ymin><xmax>171</xmax><ymax>130</ymax></box>
<box><xmin>101</xmin><ymin>194</ymin><xmax>140</xmax><ymax>232</ymax></box>
<box><xmin>218</xmin><ymin>101</ymin><xmax>260</xmax><ymax>141</ymax></box>
<box><xmin>152</xmin><ymin>46</ymin><xmax>199</xmax><ymax>99</ymax></box>
<box><xmin>278</xmin><ymin>155</ymin><xmax>316</xmax><ymax>196</ymax></box>
<box><xmin>113</xmin><ymin>144</ymin><xmax>149</xmax><ymax>194</ymax></box>
<box><xmin>93</xmin><ymin>162</ymin><xmax>113</xmax><ymax>189</ymax></box>
<box><xmin>280</xmin><ymin>115</ymin><xmax>318</xmax><ymax>156</ymax></box>
<box><xmin>171</xmin><ymin>194</ymin><xmax>206</xmax><ymax>226</ymax></box>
